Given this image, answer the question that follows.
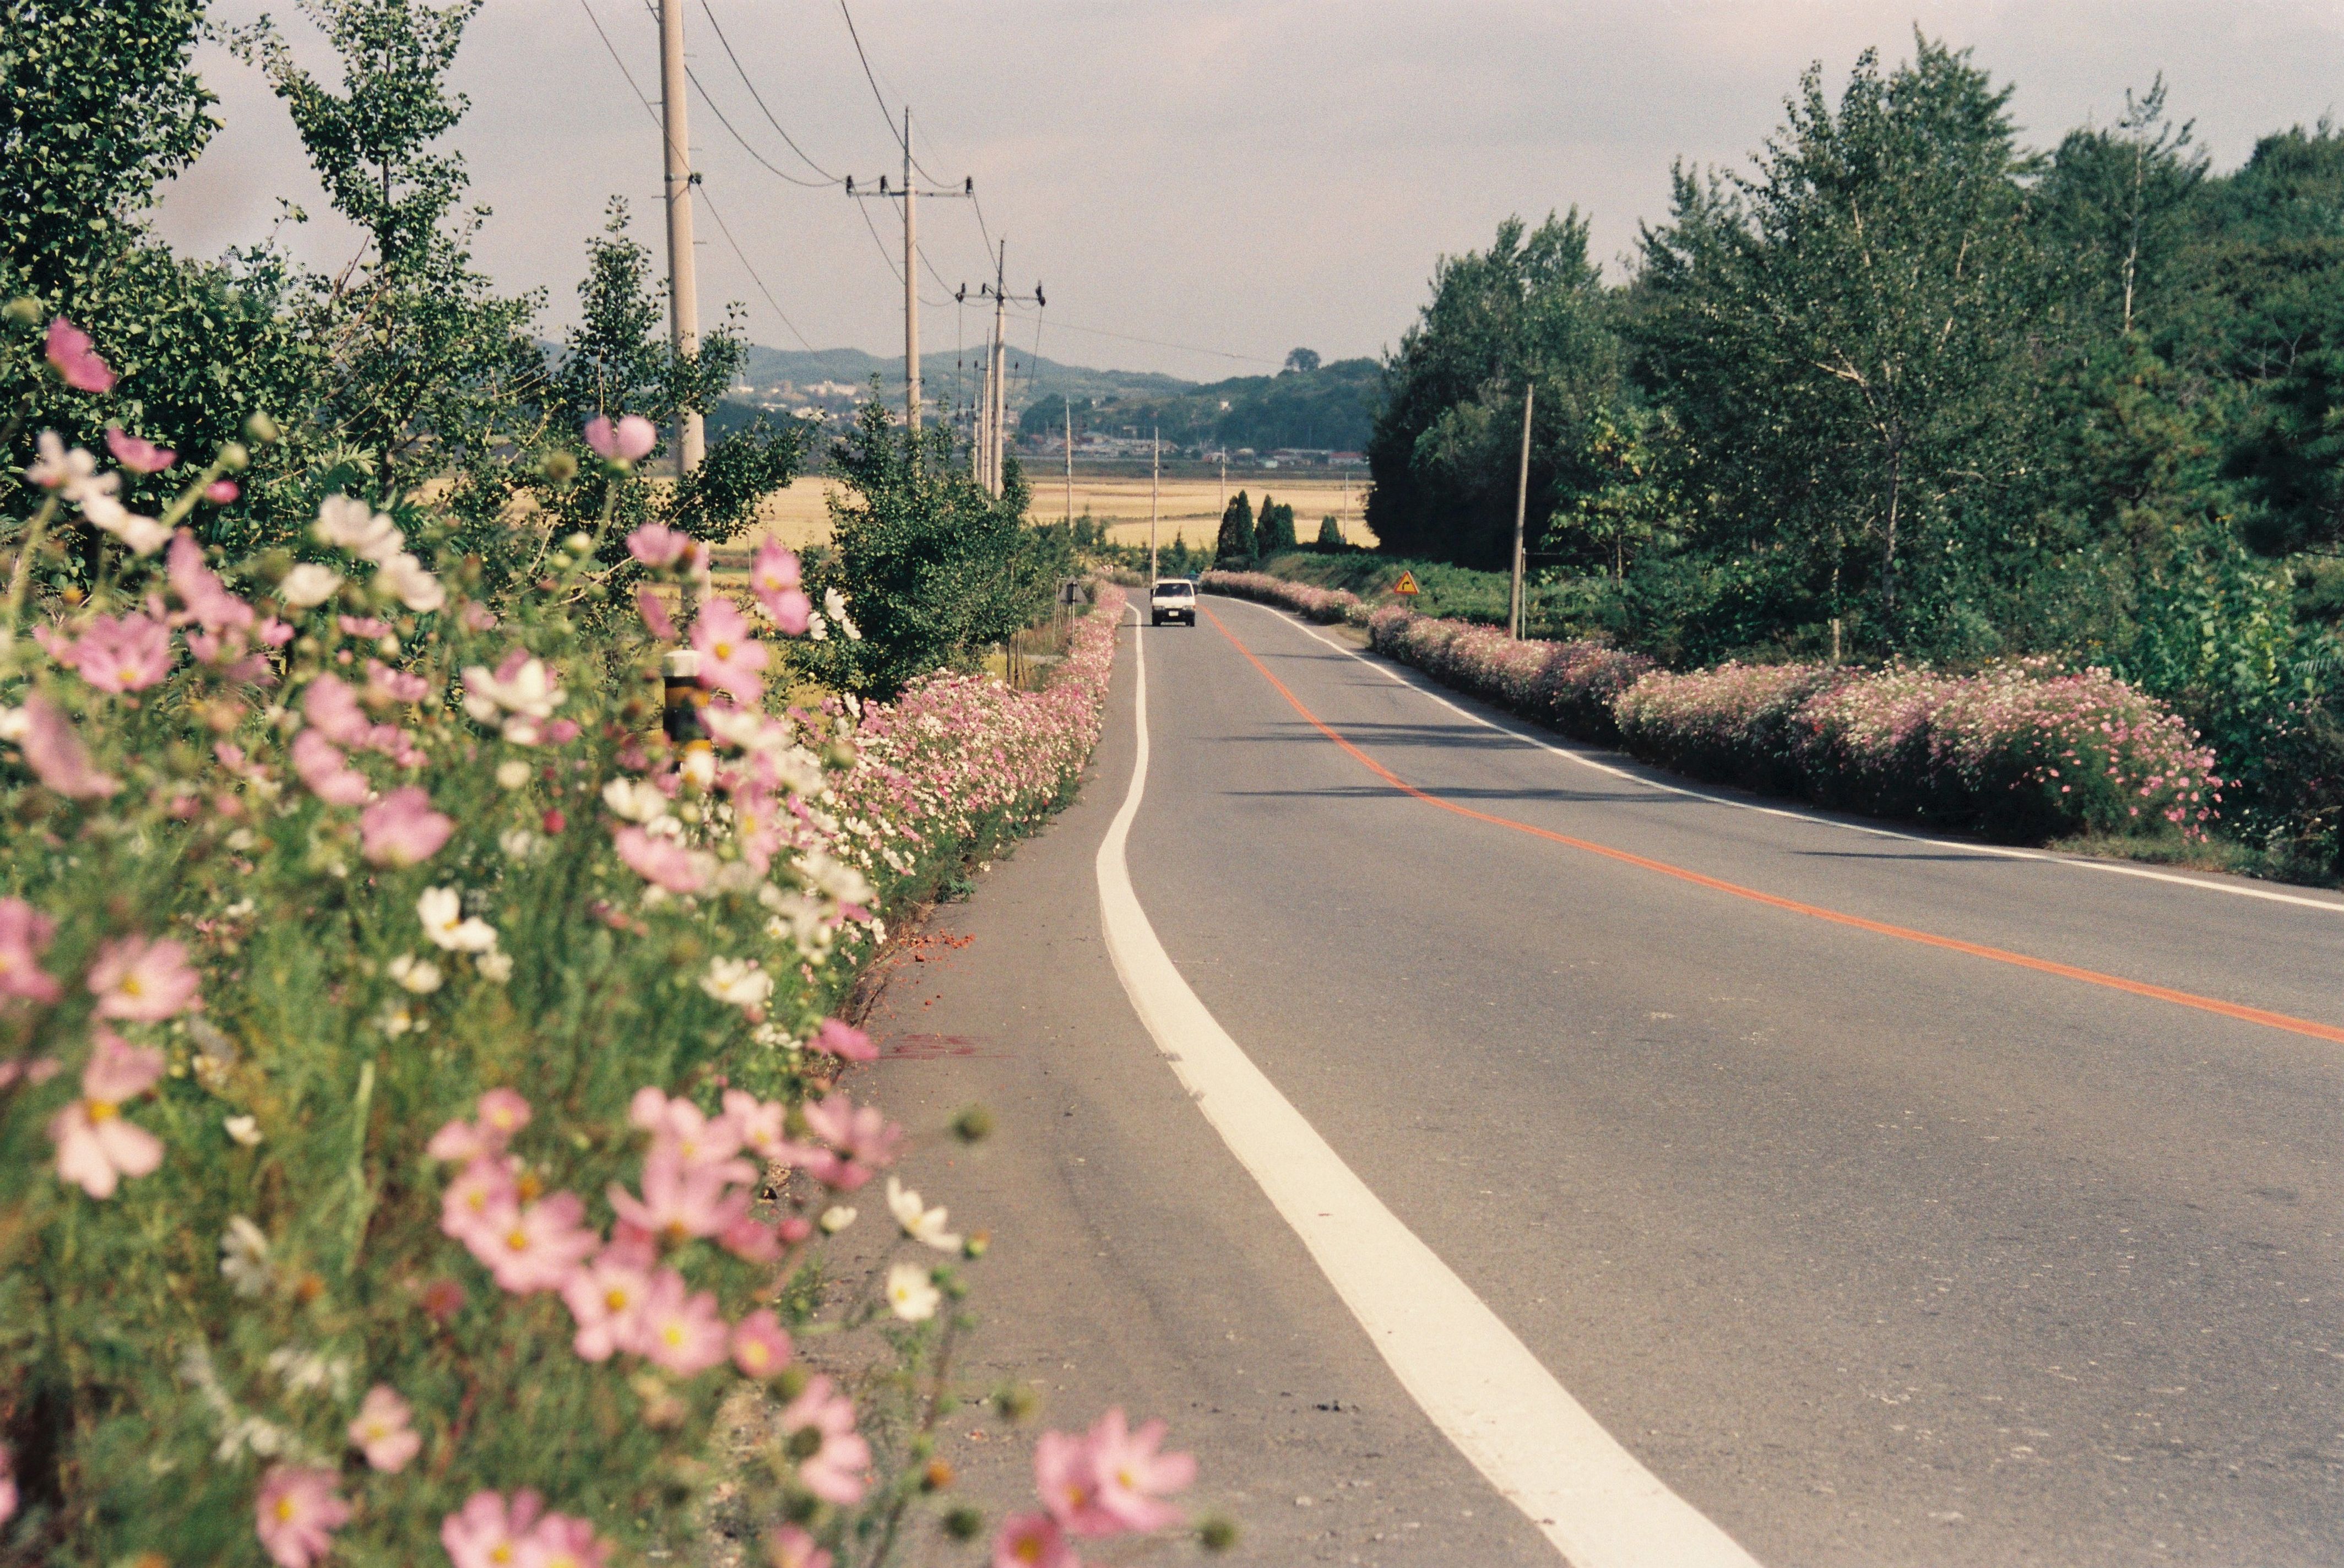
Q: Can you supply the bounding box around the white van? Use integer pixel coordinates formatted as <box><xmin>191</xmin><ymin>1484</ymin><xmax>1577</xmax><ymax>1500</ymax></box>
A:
<box><xmin>1149</xmin><ymin>578</ymin><xmax>1197</xmax><ymax>626</ymax></box>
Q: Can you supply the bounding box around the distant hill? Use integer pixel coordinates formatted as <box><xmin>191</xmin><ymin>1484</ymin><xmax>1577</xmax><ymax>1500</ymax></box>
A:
<box><xmin>734</xmin><ymin>345</ymin><xmax>1191</xmax><ymax>414</ymax></box>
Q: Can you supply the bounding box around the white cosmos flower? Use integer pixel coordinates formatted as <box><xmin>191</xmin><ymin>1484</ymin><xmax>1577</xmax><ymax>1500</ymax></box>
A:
<box><xmin>388</xmin><ymin>953</ymin><xmax>443</xmax><ymax>994</ymax></box>
<box><xmin>279</xmin><ymin>563</ymin><xmax>341</xmax><ymax>608</ymax></box>
<box><xmin>495</xmin><ymin>759</ymin><xmax>531</xmax><ymax>790</ymax></box>
<box><xmin>223</xmin><ymin>1115</ymin><xmax>263</xmax><ymax>1148</ymax></box>
<box><xmin>885</xmin><ymin>1261</ymin><xmax>940</xmax><ymax>1322</ymax></box>
<box><xmin>601</xmin><ymin>777</ymin><xmax>670</xmax><ymax>824</ymax></box>
<box><xmin>475</xmin><ymin>949</ymin><xmax>513</xmax><ymax>983</ymax></box>
<box><xmin>794</xmin><ymin>848</ymin><xmax>876</xmax><ymax>908</ymax></box>
<box><xmin>220</xmin><ymin>1216</ymin><xmax>272</xmax><ymax>1296</ymax></box>
<box><xmin>314</xmin><ymin>495</ymin><xmax>403</xmax><ymax>562</ymax></box>
<box><xmin>416</xmin><ymin>887</ymin><xmax>498</xmax><ymax>953</ymax></box>
<box><xmin>885</xmin><ymin>1176</ymin><xmax>963</xmax><ymax>1253</ymax></box>
<box><xmin>376</xmin><ymin>551</ymin><xmax>444</xmax><ymax>613</ymax></box>
<box><xmin>818</xmin><ymin>1205</ymin><xmax>856</xmax><ymax>1235</ymax></box>
<box><xmin>824</xmin><ymin>588</ymin><xmax>862</xmax><ymax>641</ymax></box>
<box><xmin>699</xmin><ymin>957</ymin><xmax>772</xmax><ymax>1009</ymax></box>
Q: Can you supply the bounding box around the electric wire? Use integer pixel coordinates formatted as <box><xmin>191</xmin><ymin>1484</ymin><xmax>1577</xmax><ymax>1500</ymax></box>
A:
<box><xmin>578</xmin><ymin>0</ymin><xmax>815</xmax><ymax>350</ymax></box>
<box><xmin>837</xmin><ymin>0</ymin><xmax>904</xmax><ymax>149</ymax></box>
<box><xmin>699</xmin><ymin>0</ymin><xmax>843</xmax><ymax>182</ymax></box>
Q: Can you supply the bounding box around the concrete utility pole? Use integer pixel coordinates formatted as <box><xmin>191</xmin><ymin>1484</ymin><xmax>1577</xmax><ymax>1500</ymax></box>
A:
<box><xmin>656</xmin><ymin>0</ymin><xmax>704</xmax><ymax>475</ymax></box>
<box><xmin>1510</xmin><ymin>383</ymin><xmax>1534</xmax><ymax>640</ymax></box>
<box><xmin>1149</xmin><ymin>427</ymin><xmax>1160</xmax><ymax>584</ymax></box>
<box><xmin>902</xmin><ymin>108</ymin><xmax>919</xmax><ymax>431</ymax></box>
<box><xmin>987</xmin><ymin>241</ymin><xmax>1007</xmax><ymax>496</ymax></box>
<box><xmin>1064</xmin><ymin>400</ymin><xmax>1074</xmax><ymax>524</ymax></box>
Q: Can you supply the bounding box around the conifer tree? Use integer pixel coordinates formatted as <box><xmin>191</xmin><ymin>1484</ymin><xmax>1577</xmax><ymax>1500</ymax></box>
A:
<box><xmin>1256</xmin><ymin>496</ymin><xmax>1298</xmax><ymax>554</ymax></box>
<box><xmin>1316</xmin><ymin>514</ymin><xmax>1345</xmax><ymax>547</ymax></box>
<box><xmin>1214</xmin><ymin>490</ymin><xmax>1256</xmax><ymax>566</ymax></box>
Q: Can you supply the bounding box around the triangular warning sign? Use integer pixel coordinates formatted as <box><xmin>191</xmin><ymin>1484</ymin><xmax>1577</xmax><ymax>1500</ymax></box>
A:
<box><xmin>1393</xmin><ymin>571</ymin><xmax>1420</xmax><ymax>595</ymax></box>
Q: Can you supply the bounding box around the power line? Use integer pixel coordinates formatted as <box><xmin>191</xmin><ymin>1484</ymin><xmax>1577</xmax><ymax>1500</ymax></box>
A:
<box><xmin>698</xmin><ymin>0</ymin><xmax>843</xmax><ymax>183</ymax></box>
<box><xmin>687</xmin><ymin>62</ymin><xmax>833</xmax><ymax>188</ymax></box>
<box><xmin>836</xmin><ymin>0</ymin><xmax>903</xmax><ymax>150</ymax></box>
<box><xmin>578</xmin><ymin>0</ymin><xmax>815</xmax><ymax>350</ymax></box>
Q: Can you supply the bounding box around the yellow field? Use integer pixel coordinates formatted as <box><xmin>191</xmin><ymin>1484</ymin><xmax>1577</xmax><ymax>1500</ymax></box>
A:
<box><xmin>729</xmin><ymin>471</ymin><xmax>1377</xmax><ymax>553</ymax></box>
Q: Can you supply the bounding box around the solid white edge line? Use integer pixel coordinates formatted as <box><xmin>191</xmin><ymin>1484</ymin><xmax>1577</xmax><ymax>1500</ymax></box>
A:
<box><xmin>1095</xmin><ymin>609</ymin><xmax>1764</xmax><ymax>1568</ymax></box>
<box><xmin>1217</xmin><ymin>596</ymin><xmax>2344</xmax><ymax>917</ymax></box>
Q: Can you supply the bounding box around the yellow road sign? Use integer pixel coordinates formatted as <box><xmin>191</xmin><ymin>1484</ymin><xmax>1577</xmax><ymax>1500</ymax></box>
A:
<box><xmin>1394</xmin><ymin>571</ymin><xmax>1419</xmax><ymax>596</ymax></box>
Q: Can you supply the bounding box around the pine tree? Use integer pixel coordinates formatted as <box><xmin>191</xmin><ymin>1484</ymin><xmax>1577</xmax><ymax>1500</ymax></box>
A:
<box><xmin>1214</xmin><ymin>490</ymin><xmax>1256</xmax><ymax>567</ymax></box>
<box><xmin>1316</xmin><ymin>514</ymin><xmax>1344</xmax><ymax>547</ymax></box>
<box><xmin>1256</xmin><ymin>496</ymin><xmax>1298</xmax><ymax>554</ymax></box>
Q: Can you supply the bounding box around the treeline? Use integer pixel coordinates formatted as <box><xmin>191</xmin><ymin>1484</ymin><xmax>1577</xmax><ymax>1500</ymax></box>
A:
<box><xmin>1365</xmin><ymin>37</ymin><xmax>2344</xmax><ymax>874</ymax></box>
<box><xmin>1021</xmin><ymin>355</ymin><xmax>1382</xmax><ymax>453</ymax></box>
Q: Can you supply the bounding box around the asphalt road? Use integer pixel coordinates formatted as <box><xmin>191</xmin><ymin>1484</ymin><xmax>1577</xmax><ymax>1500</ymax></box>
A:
<box><xmin>855</xmin><ymin>597</ymin><xmax>2344</xmax><ymax>1567</ymax></box>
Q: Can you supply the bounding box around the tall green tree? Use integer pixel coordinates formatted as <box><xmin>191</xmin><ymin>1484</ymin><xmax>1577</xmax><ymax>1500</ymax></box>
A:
<box><xmin>1214</xmin><ymin>490</ymin><xmax>1256</xmax><ymax>566</ymax></box>
<box><xmin>1366</xmin><ymin>211</ymin><xmax>1622</xmax><ymax>569</ymax></box>
<box><xmin>1631</xmin><ymin>35</ymin><xmax>2048</xmax><ymax>654</ymax></box>
<box><xmin>1255</xmin><ymin>495</ymin><xmax>1297</xmax><ymax>554</ymax></box>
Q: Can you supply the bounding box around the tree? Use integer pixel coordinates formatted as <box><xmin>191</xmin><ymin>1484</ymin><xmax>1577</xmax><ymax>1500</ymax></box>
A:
<box><xmin>1316</xmin><ymin>514</ymin><xmax>1345</xmax><ymax>547</ymax></box>
<box><xmin>1366</xmin><ymin>212</ymin><xmax>1622</xmax><ymax>568</ymax></box>
<box><xmin>1256</xmin><ymin>495</ymin><xmax>1297</xmax><ymax>554</ymax></box>
<box><xmin>805</xmin><ymin>401</ymin><xmax>1051</xmax><ymax>697</ymax></box>
<box><xmin>1630</xmin><ymin>35</ymin><xmax>2048</xmax><ymax>653</ymax></box>
<box><xmin>1214</xmin><ymin>490</ymin><xmax>1256</xmax><ymax>567</ymax></box>
<box><xmin>1283</xmin><ymin>347</ymin><xmax>1321</xmax><ymax>375</ymax></box>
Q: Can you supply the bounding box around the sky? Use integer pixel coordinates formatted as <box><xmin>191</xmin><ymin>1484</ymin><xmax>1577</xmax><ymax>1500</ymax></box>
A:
<box><xmin>154</xmin><ymin>0</ymin><xmax>2344</xmax><ymax>384</ymax></box>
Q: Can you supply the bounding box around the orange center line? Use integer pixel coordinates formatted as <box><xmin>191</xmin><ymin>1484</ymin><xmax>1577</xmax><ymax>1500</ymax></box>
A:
<box><xmin>1198</xmin><ymin>604</ymin><xmax>2344</xmax><ymax>1048</ymax></box>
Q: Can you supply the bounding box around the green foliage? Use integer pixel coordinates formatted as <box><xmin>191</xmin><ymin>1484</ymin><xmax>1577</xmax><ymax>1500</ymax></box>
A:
<box><xmin>1254</xmin><ymin>495</ymin><xmax>1296</xmax><ymax>554</ymax></box>
<box><xmin>1314</xmin><ymin>514</ymin><xmax>1344</xmax><ymax>547</ymax></box>
<box><xmin>800</xmin><ymin>401</ymin><xmax>1062</xmax><ymax>698</ymax></box>
<box><xmin>1365</xmin><ymin>211</ymin><xmax>1623</xmax><ymax>568</ymax></box>
<box><xmin>1017</xmin><ymin>359</ymin><xmax>1381</xmax><ymax>453</ymax></box>
<box><xmin>1213</xmin><ymin>491</ymin><xmax>1256</xmax><ymax>567</ymax></box>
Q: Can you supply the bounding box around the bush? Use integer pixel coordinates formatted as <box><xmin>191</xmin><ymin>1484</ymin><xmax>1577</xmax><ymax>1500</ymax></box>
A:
<box><xmin>1198</xmin><ymin>569</ymin><xmax>1363</xmax><ymax>625</ymax></box>
<box><xmin>1614</xmin><ymin>661</ymin><xmax>1846</xmax><ymax>793</ymax></box>
<box><xmin>1366</xmin><ymin>609</ymin><xmax>1652</xmax><ymax>744</ymax></box>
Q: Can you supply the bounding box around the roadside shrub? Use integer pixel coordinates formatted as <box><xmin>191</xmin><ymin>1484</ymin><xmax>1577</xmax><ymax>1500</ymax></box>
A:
<box><xmin>1366</xmin><ymin>609</ymin><xmax>1652</xmax><ymax>743</ymax></box>
<box><xmin>1613</xmin><ymin>661</ymin><xmax>1846</xmax><ymax>794</ymax></box>
<box><xmin>1199</xmin><ymin>570</ymin><xmax>1361</xmax><ymax>625</ymax></box>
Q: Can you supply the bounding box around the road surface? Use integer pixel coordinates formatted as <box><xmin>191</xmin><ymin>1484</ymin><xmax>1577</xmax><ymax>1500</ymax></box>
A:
<box><xmin>854</xmin><ymin>596</ymin><xmax>2344</xmax><ymax>1566</ymax></box>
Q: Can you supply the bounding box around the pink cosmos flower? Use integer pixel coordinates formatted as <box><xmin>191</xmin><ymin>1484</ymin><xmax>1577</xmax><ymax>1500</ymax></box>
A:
<box><xmin>255</xmin><ymin>1466</ymin><xmax>350</xmax><ymax>1568</ymax></box>
<box><xmin>625</xmin><ymin>523</ymin><xmax>693</xmax><ymax>569</ymax></box>
<box><xmin>730</xmin><ymin>1308</ymin><xmax>793</xmax><ymax>1378</ymax></box>
<box><xmin>349</xmin><ymin>1383</ymin><xmax>421</xmax><ymax>1473</ymax></box>
<box><xmin>0</xmin><ymin>1441</ymin><xmax>14</xmax><ymax>1527</ymax></box>
<box><xmin>630</xmin><ymin>1087</ymin><xmax>745</xmax><ymax>1168</ymax></box>
<box><xmin>339</xmin><ymin>615</ymin><xmax>392</xmax><ymax>639</ymax></box>
<box><xmin>47</xmin><ymin>611</ymin><xmax>173</xmax><ymax>693</ymax></box>
<box><xmin>442</xmin><ymin>1489</ymin><xmax>545</xmax><ymax>1568</ymax></box>
<box><xmin>466</xmin><ymin>1189</ymin><xmax>599</xmax><ymax>1295</ymax></box>
<box><xmin>291</xmin><ymin>729</ymin><xmax>370</xmax><ymax>806</ymax></box>
<box><xmin>813</xmin><ymin>1017</ymin><xmax>876</xmax><ymax>1063</ymax></box>
<box><xmin>561</xmin><ymin>1246</ymin><xmax>654</xmax><ymax>1362</ymax></box>
<box><xmin>365</xmin><ymin>659</ymin><xmax>430</xmax><ymax>703</ymax></box>
<box><xmin>0</xmin><ymin>898</ymin><xmax>62</xmax><ymax>1003</ymax></box>
<box><xmin>19</xmin><ymin>693</ymin><xmax>120</xmax><ymax>799</ymax></box>
<box><xmin>719</xmin><ymin>1213</ymin><xmax>783</xmax><ymax>1263</ymax></box>
<box><xmin>361</xmin><ymin>786</ymin><xmax>453</xmax><ymax>866</ymax></box>
<box><xmin>425</xmin><ymin>1087</ymin><xmax>528</xmax><ymax>1162</ymax></box>
<box><xmin>439</xmin><ymin>1155</ymin><xmax>518</xmax><ymax>1246</ymax></box>
<box><xmin>207</xmin><ymin>479</ymin><xmax>241</xmax><ymax>504</ymax></box>
<box><xmin>47</xmin><ymin>1030</ymin><xmax>165</xmax><ymax>1198</ymax></box>
<box><xmin>796</xmin><ymin>1094</ymin><xmax>905</xmax><ymax>1191</ymax></box>
<box><xmin>993</xmin><ymin>1512</ymin><xmax>1076</xmax><ymax>1568</ymax></box>
<box><xmin>612</xmin><ymin>825</ymin><xmax>706</xmax><ymax>893</ymax></box>
<box><xmin>1085</xmin><ymin>1408</ymin><xmax>1195</xmax><ymax>1532</ymax></box>
<box><xmin>104</xmin><ymin>426</ymin><xmax>175</xmax><ymax>474</ymax></box>
<box><xmin>1033</xmin><ymin>1428</ymin><xmax>1122</xmax><ymax>1537</ymax></box>
<box><xmin>767</xmin><ymin>1524</ymin><xmax>833</xmax><ymax>1568</ymax></box>
<box><xmin>634</xmin><ymin>1267</ymin><xmax>730</xmax><ymax>1376</ymax></box>
<box><xmin>168</xmin><ymin>531</ymin><xmax>256</xmax><ymax>632</ymax></box>
<box><xmin>721</xmin><ymin>1088</ymin><xmax>790</xmax><ymax>1164</ymax></box>
<box><xmin>779</xmin><ymin>1375</ymin><xmax>871</xmax><ymax>1505</ymax></box>
<box><xmin>690</xmin><ymin>599</ymin><xmax>767</xmax><ymax>703</ymax></box>
<box><xmin>607</xmin><ymin>1148</ymin><xmax>751</xmax><ymax>1245</ymax></box>
<box><xmin>587</xmin><ymin>414</ymin><xmax>658</xmax><ymax>463</ymax></box>
<box><xmin>637</xmin><ymin>585</ymin><xmax>676</xmax><ymax>641</ymax></box>
<box><xmin>750</xmin><ymin>540</ymin><xmax>801</xmax><ymax>594</ymax></box>
<box><xmin>519</xmin><ymin>1511</ymin><xmax>611</xmax><ymax>1568</ymax></box>
<box><xmin>88</xmin><ymin>935</ymin><xmax>201</xmax><ymax>1021</ymax></box>
<box><xmin>302</xmin><ymin>672</ymin><xmax>372</xmax><ymax>746</ymax></box>
<box><xmin>46</xmin><ymin>317</ymin><xmax>114</xmax><ymax>393</ymax></box>
<box><xmin>762</xmin><ymin>587</ymin><xmax>814</xmax><ymax>637</ymax></box>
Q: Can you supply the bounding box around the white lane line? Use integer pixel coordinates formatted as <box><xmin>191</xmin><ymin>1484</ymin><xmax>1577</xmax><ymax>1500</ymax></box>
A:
<box><xmin>1096</xmin><ymin>612</ymin><xmax>1763</xmax><ymax>1568</ymax></box>
<box><xmin>1222</xmin><ymin>598</ymin><xmax>2344</xmax><ymax>916</ymax></box>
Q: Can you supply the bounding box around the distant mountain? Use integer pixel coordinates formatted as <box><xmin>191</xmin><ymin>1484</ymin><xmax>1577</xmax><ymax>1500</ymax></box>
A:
<box><xmin>1018</xmin><ymin>357</ymin><xmax>1382</xmax><ymax>455</ymax></box>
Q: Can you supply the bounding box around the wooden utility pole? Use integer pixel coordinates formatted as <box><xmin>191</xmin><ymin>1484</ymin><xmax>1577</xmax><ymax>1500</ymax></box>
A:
<box><xmin>656</xmin><ymin>0</ymin><xmax>703</xmax><ymax>475</ymax></box>
<box><xmin>1149</xmin><ymin>427</ymin><xmax>1160</xmax><ymax>584</ymax></box>
<box><xmin>1510</xmin><ymin>384</ymin><xmax>1534</xmax><ymax>640</ymax></box>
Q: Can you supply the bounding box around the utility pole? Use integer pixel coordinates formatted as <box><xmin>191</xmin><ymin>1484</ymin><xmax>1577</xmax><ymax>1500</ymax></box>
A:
<box><xmin>970</xmin><ymin>241</ymin><xmax>1041</xmax><ymax>499</ymax></box>
<box><xmin>1064</xmin><ymin>400</ymin><xmax>1074</xmax><ymax>524</ymax></box>
<box><xmin>656</xmin><ymin>0</ymin><xmax>703</xmax><ymax>475</ymax></box>
<box><xmin>1149</xmin><ymin>427</ymin><xmax>1160</xmax><ymax>584</ymax></box>
<box><xmin>849</xmin><ymin>124</ymin><xmax>972</xmax><ymax>437</ymax></box>
<box><xmin>1510</xmin><ymin>383</ymin><xmax>1534</xmax><ymax>640</ymax></box>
